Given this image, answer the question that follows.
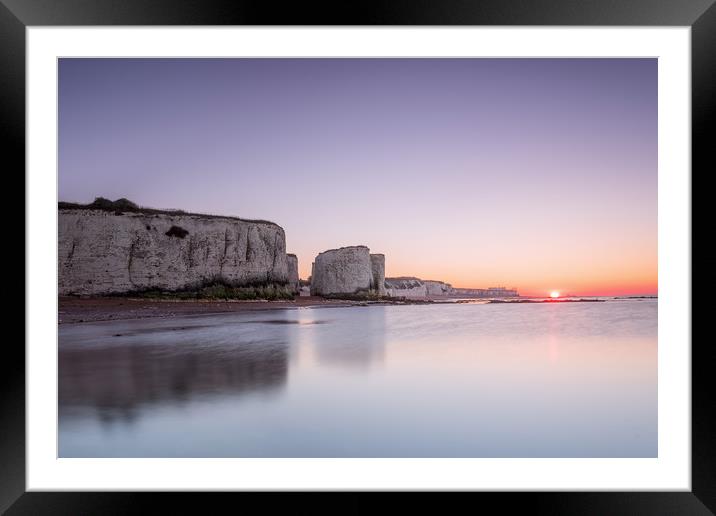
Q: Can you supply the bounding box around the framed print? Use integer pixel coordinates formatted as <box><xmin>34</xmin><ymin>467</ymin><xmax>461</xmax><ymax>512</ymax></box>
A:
<box><xmin>5</xmin><ymin>0</ymin><xmax>713</xmax><ymax>513</ymax></box>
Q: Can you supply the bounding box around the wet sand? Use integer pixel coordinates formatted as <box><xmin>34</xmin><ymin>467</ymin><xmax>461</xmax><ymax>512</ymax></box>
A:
<box><xmin>58</xmin><ymin>296</ymin><xmax>363</xmax><ymax>324</ymax></box>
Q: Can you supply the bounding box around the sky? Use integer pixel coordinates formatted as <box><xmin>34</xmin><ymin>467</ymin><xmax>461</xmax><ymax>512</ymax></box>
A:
<box><xmin>58</xmin><ymin>58</ymin><xmax>657</xmax><ymax>297</ymax></box>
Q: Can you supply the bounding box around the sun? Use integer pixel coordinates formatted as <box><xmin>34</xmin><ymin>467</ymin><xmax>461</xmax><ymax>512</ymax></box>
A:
<box><xmin>550</xmin><ymin>291</ymin><xmax>560</xmax><ymax>298</ymax></box>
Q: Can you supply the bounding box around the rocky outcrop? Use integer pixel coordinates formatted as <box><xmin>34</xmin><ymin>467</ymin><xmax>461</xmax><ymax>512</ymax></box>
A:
<box><xmin>59</xmin><ymin>200</ymin><xmax>290</xmax><ymax>295</ymax></box>
<box><xmin>425</xmin><ymin>280</ymin><xmax>454</xmax><ymax>296</ymax></box>
<box><xmin>384</xmin><ymin>277</ymin><xmax>427</xmax><ymax>298</ymax></box>
<box><xmin>310</xmin><ymin>245</ymin><xmax>385</xmax><ymax>297</ymax></box>
<box><xmin>385</xmin><ymin>277</ymin><xmax>453</xmax><ymax>298</ymax></box>
<box><xmin>286</xmin><ymin>254</ymin><xmax>300</xmax><ymax>293</ymax></box>
<box><xmin>370</xmin><ymin>254</ymin><xmax>386</xmax><ymax>296</ymax></box>
<box><xmin>310</xmin><ymin>246</ymin><xmax>371</xmax><ymax>296</ymax></box>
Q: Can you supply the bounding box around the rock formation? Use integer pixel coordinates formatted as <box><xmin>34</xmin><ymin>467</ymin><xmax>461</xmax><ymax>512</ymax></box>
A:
<box><xmin>384</xmin><ymin>277</ymin><xmax>453</xmax><ymax>298</ymax></box>
<box><xmin>384</xmin><ymin>277</ymin><xmax>427</xmax><ymax>298</ymax></box>
<box><xmin>310</xmin><ymin>245</ymin><xmax>385</xmax><ymax>297</ymax></box>
<box><xmin>58</xmin><ymin>199</ymin><xmax>290</xmax><ymax>296</ymax></box>
<box><xmin>424</xmin><ymin>280</ymin><xmax>454</xmax><ymax>296</ymax></box>
<box><xmin>286</xmin><ymin>254</ymin><xmax>300</xmax><ymax>294</ymax></box>
<box><xmin>370</xmin><ymin>254</ymin><xmax>386</xmax><ymax>296</ymax></box>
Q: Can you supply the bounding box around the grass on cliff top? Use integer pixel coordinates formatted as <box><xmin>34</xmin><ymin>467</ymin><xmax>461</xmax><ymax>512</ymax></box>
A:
<box><xmin>320</xmin><ymin>292</ymin><xmax>434</xmax><ymax>304</ymax></box>
<box><xmin>321</xmin><ymin>291</ymin><xmax>390</xmax><ymax>301</ymax></box>
<box><xmin>120</xmin><ymin>282</ymin><xmax>295</xmax><ymax>301</ymax></box>
<box><xmin>58</xmin><ymin>197</ymin><xmax>280</xmax><ymax>227</ymax></box>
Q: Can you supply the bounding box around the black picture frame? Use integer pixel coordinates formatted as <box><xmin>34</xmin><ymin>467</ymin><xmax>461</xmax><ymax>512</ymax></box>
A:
<box><xmin>4</xmin><ymin>0</ymin><xmax>713</xmax><ymax>513</ymax></box>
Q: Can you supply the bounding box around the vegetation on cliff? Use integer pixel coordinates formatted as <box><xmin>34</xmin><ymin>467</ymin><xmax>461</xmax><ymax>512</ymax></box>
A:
<box><xmin>116</xmin><ymin>280</ymin><xmax>294</xmax><ymax>301</ymax></box>
<box><xmin>58</xmin><ymin>197</ymin><xmax>280</xmax><ymax>227</ymax></box>
<box><xmin>320</xmin><ymin>290</ymin><xmax>385</xmax><ymax>301</ymax></box>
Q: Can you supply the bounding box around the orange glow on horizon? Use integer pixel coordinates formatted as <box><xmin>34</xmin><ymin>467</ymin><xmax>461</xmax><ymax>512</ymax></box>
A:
<box><xmin>299</xmin><ymin>234</ymin><xmax>657</xmax><ymax>298</ymax></box>
<box><xmin>299</xmin><ymin>259</ymin><xmax>658</xmax><ymax>298</ymax></box>
<box><xmin>374</xmin><ymin>255</ymin><xmax>658</xmax><ymax>298</ymax></box>
<box><xmin>550</xmin><ymin>291</ymin><xmax>560</xmax><ymax>298</ymax></box>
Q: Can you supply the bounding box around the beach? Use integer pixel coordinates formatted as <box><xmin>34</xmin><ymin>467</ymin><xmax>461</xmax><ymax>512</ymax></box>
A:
<box><xmin>58</xmin><ymin>296</ymin><xmax>362</xmax><ymax>324</ymax></box>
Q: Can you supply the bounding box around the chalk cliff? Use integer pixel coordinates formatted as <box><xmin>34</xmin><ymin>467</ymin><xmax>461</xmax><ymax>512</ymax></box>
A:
<box><xmin>370</xmin><ymin>254</ymin><xmax>386</xmax><ymax>296</ymax></box>
<box><xmin>58</xmin><ymin>200</ymin><xmax>290</xmax><ymax>295</ymax></box>
<box><xmin>310</xmin><ymin>245</ymin><xmax>385</xmax><ymax>297</ymax></box>
<box><xmin>385</xmin><ymin>277</ymin><xmax>453</xmax><ymax>298</ymax></box>
<box><xmin>384</xmin><ymin>277</ymin><xmax>426</xmax><ymax>298</ymax></box>
<box><xmin>425</xmin><ymin>280</ymin><xmax>454</xmax><ymax>296</ymax></box>
<box><xmin>287</xmin><ymin>254</ymin><xmax>300</xmax><ymax>294</ymax></box>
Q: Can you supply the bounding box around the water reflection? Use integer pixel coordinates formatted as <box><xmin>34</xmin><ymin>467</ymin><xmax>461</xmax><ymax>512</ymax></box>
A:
<box><xmin>312</xmin><ymin>307</ymin><xmax>386</xmax><ymax>369</ymax></box>
<box><xmin>59</xmin><ymin>301</ymin><xmax>657</xmax><ymax>457</ymax></box>
<box><xmin>59</xmin><ymin>317</ymin><xmax>289</xmax><ymax>424</ymax></box>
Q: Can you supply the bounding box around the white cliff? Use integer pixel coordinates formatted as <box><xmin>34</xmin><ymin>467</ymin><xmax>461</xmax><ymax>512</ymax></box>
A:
<box><xmin>59</xmin><ymin>200</ymin><xmax>290</xmax><ymax>296</ymax></box>
<box><xmin>310</xmin><ymin>245</ymin><xmax>385</xmax><ymax>297</ymax></box>
<box><xmin>424</xmin><ymin>280</ymin><xmax>454</xmax><ymax>296</ymax></box>
<box><xmin>385</xmin><ymin>277</ymin><xmax>453</xmax><ymax>298</ymax></box>
<box><xmin>384</xmin><ymin>277</ymin><xmax>427</xmax><ymax>298</ymax></box>
<box><xmin>287</xmin><ymin>254</ymin><xmax>300</xmax><ymax>293</ymax></box>
<box><xmin>370</xmin><ymin>254</ymin><xmax>386</xmax><ymax>296</ymax></box>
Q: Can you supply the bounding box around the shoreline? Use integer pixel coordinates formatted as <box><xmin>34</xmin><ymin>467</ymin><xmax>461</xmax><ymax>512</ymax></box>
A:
<box><xmin>58</xmin><ymin>296</ymin><xmax>425</xmax><ymax>325</ymax></box>
<box><xmin>58</xmin><ymin>295</ymin><xmax>626</xmax><ymax>325</ymax></box>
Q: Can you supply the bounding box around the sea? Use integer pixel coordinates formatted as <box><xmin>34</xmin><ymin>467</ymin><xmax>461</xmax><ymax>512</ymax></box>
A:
<box><xmin>58</xmin><ymin>297</ymin><xmax>657</xmax><ymax>457</ymax></box>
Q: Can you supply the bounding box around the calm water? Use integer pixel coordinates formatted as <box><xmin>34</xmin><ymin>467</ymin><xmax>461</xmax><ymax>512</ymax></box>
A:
<box><xmin>58</xmin><ymin>299</ymin><xmax>657</xmax><ymax>457</ymax></box>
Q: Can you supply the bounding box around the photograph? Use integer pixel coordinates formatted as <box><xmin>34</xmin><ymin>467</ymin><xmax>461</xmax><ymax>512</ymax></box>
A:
<box><xmin>56</xmin><ymin>57</ymin><xmax>659</xmax><ymax>459</ymax></box>
<box><xmin>3</xmin><ymin>0</ymin><xmax>709</xmax><ymax>507</ymax></box>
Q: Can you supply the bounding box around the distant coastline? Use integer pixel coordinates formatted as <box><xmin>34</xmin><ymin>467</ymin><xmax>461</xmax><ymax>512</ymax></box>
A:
<box><xmin>58</xmin><ymin>197</ymin><xmax>522</xmax><ymax>303</ymax></box>
<box><xmin>57</xmin><ymin>198</ymin><xmax>657</xmax><ymax>325</ymax></box>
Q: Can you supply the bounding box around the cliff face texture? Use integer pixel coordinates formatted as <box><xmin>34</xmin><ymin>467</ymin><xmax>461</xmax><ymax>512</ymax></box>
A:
<box><xmin>384</xmin><ymin>277</ymin><xmax>427</xmax><ymax>298</ymax></box>
<box><xmin>59</xmin><ymin>208</ymin><xmax>289</xmax><ymax>295</ymax></box>
<box><xmin>310</xmin><ymin>246</ymin><xmax>371</xmax><ymax>296</ymax></box>
<box><xmin>385</xmin><ymin>277</ymin><xmax>453</xmax><ymax>298</ymax></box>
<box><xmin>310</xmin><ymin>245</ymin><xmax>385</xmax><ymax>296</ymax></box>
<box><xmin>425</xmin><ymin>280</ymin><xmax>454</xmax><ymax>296</ymax></box>
<box><xmin>286</xmin><ymin>254</ymin><xmax>300</xmax><ymax>293</ymax></box>
<box><xmin>370</xmin><ymin>254</ymin><xmax>386</xmax><ymax>296</ymax></box>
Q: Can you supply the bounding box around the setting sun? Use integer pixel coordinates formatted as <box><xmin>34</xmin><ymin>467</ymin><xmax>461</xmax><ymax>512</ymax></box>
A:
<box><xmin>550</xmin><ymin>291</ymin><xmax>560</xmax><ymax>298</ymax></box>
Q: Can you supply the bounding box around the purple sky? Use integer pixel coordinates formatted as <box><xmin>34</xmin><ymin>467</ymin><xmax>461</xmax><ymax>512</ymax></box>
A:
<box><xmin>59</xmin><ymin>58</ymin><xmax>657</xmax><ymax>295</ymax></box>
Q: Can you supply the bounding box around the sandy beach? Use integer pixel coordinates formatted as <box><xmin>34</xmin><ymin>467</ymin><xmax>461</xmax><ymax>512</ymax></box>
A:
<box><xmin>58</xmin><ymin>296</ymin><xmax>365</xmax><ymax>324</ymax></box>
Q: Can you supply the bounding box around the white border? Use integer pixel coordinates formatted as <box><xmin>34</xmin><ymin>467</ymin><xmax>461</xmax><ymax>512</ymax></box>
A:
<box><xmin>27</xmin><ymin>27</ymin><xmax>691</xmax><ymax>491</ymax></box>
